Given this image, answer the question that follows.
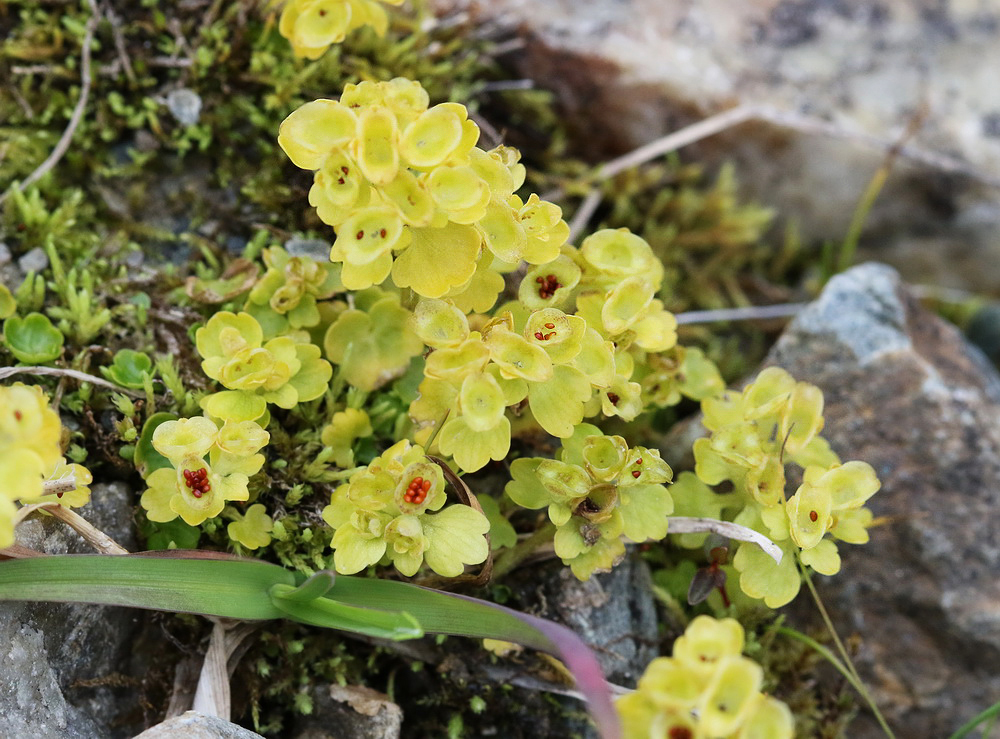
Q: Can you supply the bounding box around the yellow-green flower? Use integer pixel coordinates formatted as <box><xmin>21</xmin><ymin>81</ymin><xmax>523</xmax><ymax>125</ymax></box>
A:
<box><xmin>322</xmin><ymin>441</ymin><xmax>490</xmax><ymax>576</ymax></box>
<box><xmin>247</xmin><ymin>245</ymin><xmax>341</xmax><ymax>333</ymax></box>
<box><xmin>0</xmin><ymin>383</ymin><xmax>63</xmax><ymax>501</ymax></box>
<box><xmin>618</xmin><ymin>617</ymin><xmax>794</xmax><ymax>739</ymax></box>
<box><xmin>140</xmin><ymin>417</ymin><xmax>269</xmax><ymax>527</ymax></box>
<box><xmin>279</xmin><ymin>80</ymin><xmax>571</xmax><ymax>298</ymax></box>
<box><xmin>278</xmin><ymin>0</ymin><xmax>401</xmax><ymax>60</ymax></box>
<box><xmin>227</xmin><ymin>504</ymin><xmax>274</xmax><ymax>550</ymax></box>
<box><xmin>197</xmin><ymin>311</ymin><xmax>332</xmax><ymax>421</ymax></box>
<box><xmin>506</xmin><ymin>426</ymin><xmax>673</xmax><ymax>579</ymax></box>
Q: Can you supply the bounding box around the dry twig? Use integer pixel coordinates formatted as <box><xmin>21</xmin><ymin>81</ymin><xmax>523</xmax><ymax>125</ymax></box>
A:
<box><xmin>0</xmin><ymin>365</ymin><xmax>145</xmax><ymax>398</ymax></box>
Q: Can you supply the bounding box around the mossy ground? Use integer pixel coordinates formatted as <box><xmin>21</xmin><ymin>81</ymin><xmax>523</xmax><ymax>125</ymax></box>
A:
<box><xmin>2</xmin><ymin>1</ymin><xmax>856</xmax><ymax>735</ymax></box>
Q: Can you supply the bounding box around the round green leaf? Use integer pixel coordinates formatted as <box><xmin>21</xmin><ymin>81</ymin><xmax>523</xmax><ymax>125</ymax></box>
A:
<box><xmin>3</xmin><ymin>312</ymin><xmax>64</xmax><ymax>363</ymax></box>
<box><xmin>101</xmin><ymin>349</ymin><xmax>155</xmax><ymax>389</ymax></box>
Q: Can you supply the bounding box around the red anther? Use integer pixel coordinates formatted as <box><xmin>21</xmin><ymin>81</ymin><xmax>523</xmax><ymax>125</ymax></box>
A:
<box><xmin>13</xmin><ymin>410</ymin><xmax>22</xmax><ymax>422</ymax></box>
<box><xmin>543</xmin><ymin>332</ymin><xmax>554</xmax><ymax>340</ymax></box>
<box><xmin>809</xmin><ymin>510</ymin><xmax>818</xmax><ymax>522</ymax></box>
<box><xmin>534</xmin><ymin>331</ymin><xmax>544</xmax><ymax>340</ymax></box>
<box><xmin>379</xmin><ymin>228</ymin><xmax>387</xmax><ymax>238</ymax></box>
<box><xmin>337</xmin><ymin>177</ymin><xmax>345</xmax><ymax>185</ymax></box>
<box><xmin>607</xmin><ymin>392</ymin><xmax>620</xmax><ymax>405</ymax></box>
<box><xmin>632</xmin><ymin>470</ymin><xmax>641</xmax><ymax>478</ymax></box>
<box><xmin>318</xmin><ymin>8</ymin><xmax>327</xmax><ymax>15</ymax></box>
<box><xmin>421</xmin><ymin>479</ymin><xmax>431</xmax><ymax>492</ymax></box>
<box><xmin>183</xmin><ymin>467</ymin><xmax>211</xmax><ymax>498</ymax></box>
<box><xmin>535</xmin><ymin>276</ymin><xmax>544</xmax><ymax>283</ymax></box>
<box><xmin>668</xmin><ymin>727</ymin><xmax>693</xmax><ymax>739</ymax></box>
<box><xmin>636</xmin><ymin>458</ymin><xmax>642</xmax><ymax>464</ymax></box>
<box><xmin>546</xmin><ymin>274</ymin><xmax>556</xmax><ymax>281</ymax></box>
<box><xmin>544</xmin><ymin>322</ymin><xmax>555</xmax><ymax>329</ymax></box>
<box><xmin>356</xmin><ymin>230</ymin><xmax>364</xmax><ymax>239</ymax></box>
<box><xmin>341</xmin><ymin>166</ymin><xmax>349</xmax><ymax>175</ymax></box>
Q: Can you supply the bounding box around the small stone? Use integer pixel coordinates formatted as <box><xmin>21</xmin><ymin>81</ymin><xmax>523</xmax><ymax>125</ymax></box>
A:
<box><xmin>17</xmin><ymin>247</ymin><xmax>48</xmax><ymax>274</ymax></box>
<box><xmin>133</xmin><ymin>712</ymin><xmax>265</xmax><ymax>739</ymax></box>
<box><xmin>166</xmin><ymin>88</ymin><xmax>203</xmax><ymax>127</ymax></box>
<box><xmin>292</xmin><ymin>684</ymin><xmax>402</xmax><ymax>739</ymax></box>
<box><xmin>0</xmin><ymin>243</ymin><xmax>11</xmax><ymax>266</ymax></box>
<box><xmin>285</xmin><ymin>237</ymin><xmax>331</xmax><ymax>261</ymax></box>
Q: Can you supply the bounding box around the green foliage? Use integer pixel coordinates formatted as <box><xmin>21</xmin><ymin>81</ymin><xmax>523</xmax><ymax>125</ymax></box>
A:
<box><xmin>322</xmin><ymin>440</ymin><xmax>490</xmax><ymax>576</ymax></box>
<box><xmin>506</xmin><ymin>425</ymin><xmax>674</xmax><ymax>579</ymax></box>
<box><xmin>685</xmin><ymin>367</ymin><xmax>880</xmax><ymax>607</ymax></box>
<box><xmin>2</xmin><ymin>312</ymin><xmax>64</xmax><ymax>363</ymax></box>
<box><xmin>101</xmin><ymin>349</ymin><xmax>156</xmax><ymax>389</ymax></box>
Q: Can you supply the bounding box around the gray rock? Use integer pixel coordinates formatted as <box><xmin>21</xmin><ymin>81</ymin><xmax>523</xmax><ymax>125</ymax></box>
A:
<box><xmin>433</xmin><ymin>0</ymin><xmax>1000</xmax><ymax>291</ymax></box>
<box><xmin>0</xmin><ymin>482</ymin><xmax>140</xmax><ymax>739</ymax></box>
<box><xmin>18</xmin><ymin>246</ymin><xmax>48</xmax><ymax>274</ymax></box>
<box><xmin>765</xmin><ymin>262</ymin><xmax>1000</xmax><ymax>738</ymax></box>
<box><xmin>0</xmin><ymin>242</ymin><xmax>11</xmax><ymax>265</ymax></box>
<box><xmin>506</xmin><ymin>553</ymin><xmax>658</xmax><ymax>687</ymax></box>
<box><xmin>133</xmin><ymin>711</ymin><xmax>264</xmax><ymax>739</ymax></box>
<box><xmin>166</xmin><ymin>89</ymin><xmax>203</xmax><ymax>127</ymax></box>
<box><xmin>284</xmin><ymin>237</ymin><xmax>331</xmax><ymax>262</ymax></box>
<box><xmin>292</xmin><ymin>684</ymin><xmax>402</xmax><ymax>739</ymax></box>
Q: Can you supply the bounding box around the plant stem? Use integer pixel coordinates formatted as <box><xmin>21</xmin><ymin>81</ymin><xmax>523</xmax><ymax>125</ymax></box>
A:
<box><xmin>775</xmin><ymin>625</ymin><xmax>866</xmax><ymax>694</ymax></box>
<box><xmin>491</xmin><ymin>522</ymin><xmax>557</xmax><ymax>580</ymax></box>
<box><xmin>799</xmin><ymin>562</ymin><xmax>895</xmax><ymax>738</ymax></box>
<box><xmin>948</xmin><ymin>700</ymin><xmax>1000</xmax><ymax>739</ymax></box>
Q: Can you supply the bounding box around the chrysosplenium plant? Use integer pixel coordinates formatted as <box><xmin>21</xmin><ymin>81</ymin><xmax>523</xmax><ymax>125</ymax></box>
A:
<box><xmin>233</xmin><ymin>71</ymin><xmax>878</xmax><ymax>730</ymax></box>
<box><xmin>0</xmin><ymin>384</ymin><xmax>92</xmax><ymax>547</ymax></box>
<box><xmin>618</xmin><ymin>616</ymin><xmax>793</xmax><ymax>738</ymax></box>
<box><xmin>0</xmin><ymin>8</ymin><xmax>889</xmax><ymax>736</ymax></box>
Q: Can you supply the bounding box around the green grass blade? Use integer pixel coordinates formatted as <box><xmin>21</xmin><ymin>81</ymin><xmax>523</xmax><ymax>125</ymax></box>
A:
<box><xmin>0</xmin><ymin>554</ymin><xmax>293</xmax><ymax>620</ymax></box>
<box><xmin>269</xmin><ymin>583</ymin><xmax>422</xmax><ymax>640</ymax></box>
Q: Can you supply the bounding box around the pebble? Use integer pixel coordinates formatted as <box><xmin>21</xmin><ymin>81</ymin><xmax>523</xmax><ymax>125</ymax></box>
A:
<box><xmin>166</xmin><ymin>88</ymin><xmax>202</xmax><ymax>127</ymax></box>
<box><xmin>17</xmin><ymin>247</ymin><xmax>48</xmax><ymax>274</ymax></box>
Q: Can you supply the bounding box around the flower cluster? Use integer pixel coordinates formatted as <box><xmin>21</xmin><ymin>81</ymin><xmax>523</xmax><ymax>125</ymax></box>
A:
<box><xmin>409</xmin><ymin>300</ymin><xmax>613</xmax><ymax>471</ymax></box>
<box><xmin>686</xmin><ymin>367</ymin><xmax>880</xmax><ymax>606</ymax></box>
<box><xmin>407</xmin><ymin>229</ymin><xmax>713</xmax><ymax>474</ymax></box>
<box><xmin>245</xmin><ymin>245</ymin><xmax>342</xmax><ymax>338</ymax></box>
<box><xmin>518</xmin><ymin>229</ymin><xmax>698</xmax><ymax>419</ymax></box>
<box><xmin>140</xmin><ymin>416</ymin><xmax>269</xmax><ymax>527</ymax></box>
<box><xmin>278</xmin><ymin>79</ymin><xmax>569</xmax><ymax>302</ymax></box>
<box><xmin>505</xmin><ymin>425</ymin><xmax>673</xmax><ymax>579</ymax></box>
<box><xmin>322</xmin><ymin>440</ymin><xmax>490</xmax><ymax>576</ymax></box>
<box><xmin>196</xmin><ymin>311</ymin><xmax>333</xmax><ymax>422</ymax></box>
<box><xmin>0</xmin><ymin>384</ymin><xmax>92</xmax><ymax>547</ymax></box>
<box><xmin>279</xmin><ymin>0</ymin><xmax>403</xmax><ymax>60</ymax></box>
<box><xmin>617</xmin><ymin>616</ymin><xmax>794</xmax><ymax>738</ymax></box>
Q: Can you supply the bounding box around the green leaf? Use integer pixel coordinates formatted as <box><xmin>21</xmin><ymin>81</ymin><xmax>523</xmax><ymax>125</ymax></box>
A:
<box><xmin>270</xmin><ymin>583</ymin><xmax>423</xmax><ymax>641</ymax></box>
<box><xmin>0</xmin><ymin>285</ymin><xmax>15</xmax><ymax>320</ymax></box>
<box><xmin>144</xmin><ymin>518</ymin><xmax>201</xmax><ymax>551</ymax></box>
<box><xmin>0</xmin><ymin>554</ymin><xmax>292</xmax><ymax>620</ymax></box>
<box><xmin>101</xmin><ymin>349</ymin><xmax>155</xmax><ymax>389</ymax></box>
<box><xmin>134</xmin><ymin>412</ymin><xmax>178</xmax><ymax>477</ymax></box>
<box><xmin>3</xmin><ymin>312</ymin><xmax>64</xmax><ymax>363</ymax></box>
<box><xmin>0</xmin><ymin>554</ymin><xmax>622</xmax><ymax>738</ymax></box>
